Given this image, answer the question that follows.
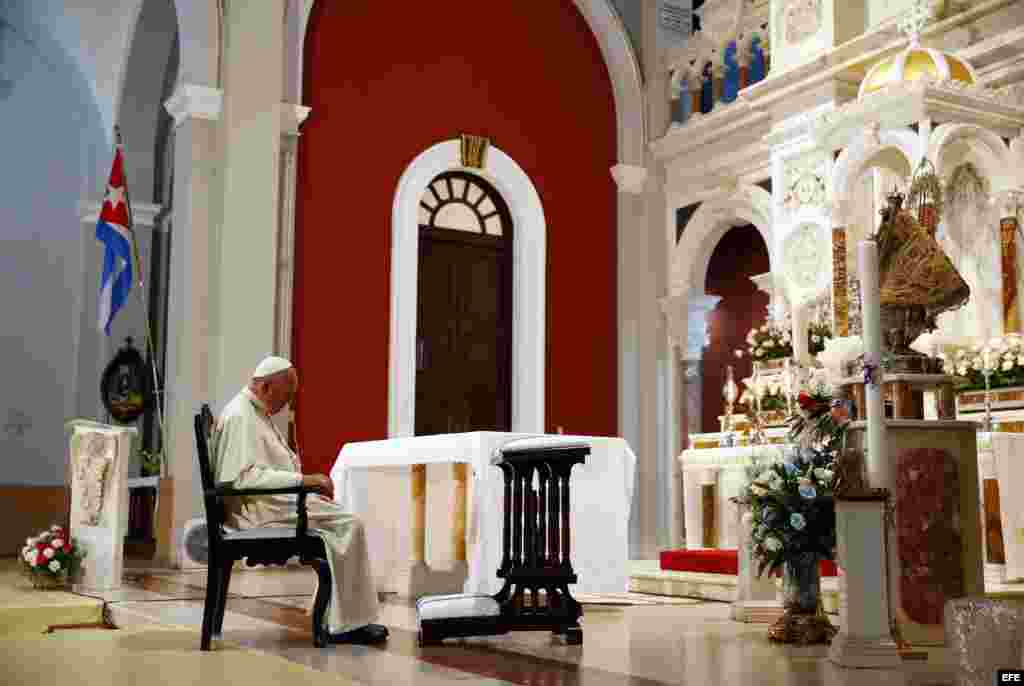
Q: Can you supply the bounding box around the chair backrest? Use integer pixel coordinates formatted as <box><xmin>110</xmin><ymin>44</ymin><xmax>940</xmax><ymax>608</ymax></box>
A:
<box><xmin>194</xmin><ymin>404</ymin><xmax>226</xmax><ymax>537</ymax></box>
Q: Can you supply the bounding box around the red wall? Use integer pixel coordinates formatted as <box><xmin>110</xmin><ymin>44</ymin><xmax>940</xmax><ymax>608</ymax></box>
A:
<box><xmin>702</xmin><ymin>225</ymin><xmax>771</xmax><ymax>434</ymax></box>
<box><xmin>293</xmin><ymin>1</ymin><xmax>618</xmax><ymax>474</ymax></box>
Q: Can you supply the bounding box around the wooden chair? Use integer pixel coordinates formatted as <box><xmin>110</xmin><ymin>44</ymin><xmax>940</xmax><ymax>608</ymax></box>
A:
<box><xmin>194</xmin><ymin>404</ymin><xmax>332</xmax><ymax>650</ymax></box>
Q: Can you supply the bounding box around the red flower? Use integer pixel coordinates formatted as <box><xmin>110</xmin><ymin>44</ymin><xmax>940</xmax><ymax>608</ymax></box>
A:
<box><xmin>36</xmin><ymin>542</ymin><xmax>46</xmax><ymax>551</ymax></box>
<box><xmin>63</xmin><ymin>544</ymin><xmax>72</xmax><ymax>554</ymax></box>
<box><xmin>797</xmin><ymin>392</ymin><xmax>815</xmax><ymax>410</ymax></box>
<box><xmin>35</xmin><ymin>553</ymin><xmax>46</xmax><ymax>567</ymax></box>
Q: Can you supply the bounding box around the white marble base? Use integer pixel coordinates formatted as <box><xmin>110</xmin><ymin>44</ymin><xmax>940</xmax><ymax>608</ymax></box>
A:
<box><xmin>828</xmin><ymin>633</ymin><xmax>903</xmax><ymax>668</ymax></box>
<box><xmin>732</xmin><ymin>599</ymin><xmax>785</xmax><ymax>624</ymax></box>
<box><xmin>985</xmin><ymin>563</ymin><xmax>1007</xmax><ymax>586</ymax></box>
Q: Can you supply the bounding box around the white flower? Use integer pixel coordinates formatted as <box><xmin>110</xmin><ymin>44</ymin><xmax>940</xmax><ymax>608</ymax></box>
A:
<box><xmin>764</xmin><ymin>339</ymin><xmax>774</xmax><ymax>348</ymax></box>
<box><xmin>42</xmin><ymin>547</ymin><xmax>55</xmax><ymax>560</ymax></box>
<box><xmin>1003</xmin><ymin>360</ymin><xmax>1014</xmax><ymax>371</ymax></box>
<box><xmin>26</xmin><ymin>537</ymin><xmax>35</xmax><ymax>546</ymax></box>
<box><xmin>50</xmin><ymin>524</ymin><xmax>61</xmax><ymax>532</ymax></box>
<box><xmin>754</xmin><ymin>348</ymin><xmax>763</xmax><ymax>357</ymax></box>
<box><xmin>734</xmin><ymin>349</ymin><xmax>744</xmax><ymax>358</ymax></box>
<box><xmin>972</xmin><ymin>359</ymin><xmax>983</xmax><ymax>371</ymax></box>
<box><xmin>48</xmin><ymin>560</ymin><xmax>61</xmax><ymax>573</ymax></box>
<box><xmin>1018</xmin><ymin>355</ymin><xmax>1024</xmax><ymax>366</ymax></box>
<box><xmin>764</xmin><ymin>537</ymin><xmax>782</xmax><ymax>552</ymax></box>
<box><xmin>24</xmin><ymin>551</ymin><xmax>35</xmax><ymax>564</ymax></box>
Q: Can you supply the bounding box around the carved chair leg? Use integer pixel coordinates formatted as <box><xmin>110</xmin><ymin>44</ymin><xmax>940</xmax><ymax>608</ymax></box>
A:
<box><xmin>213</xmin><ymin>558</ymin><xmax>234</xmax><ymax>637</ymax></box>
<box><xmin>200</xmin><ymin>556</ymin><xmax>220</xmax><ymax>651</ymax></box>
<box><xmin>308</xmin><ymin>558</ymin><xmax>332</xmax><ymax>648</ymax></box>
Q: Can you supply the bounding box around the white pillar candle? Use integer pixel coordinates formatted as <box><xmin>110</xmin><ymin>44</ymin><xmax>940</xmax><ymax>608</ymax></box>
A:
<box><xmin>858</xmin><ymin>239</ymin><xmax>886</xmax><ymax>488</ymax></box>
<box><xmin>792</xmin><ymin>302</ymin><xmax>810</xmax><ymax>364</ymax></box>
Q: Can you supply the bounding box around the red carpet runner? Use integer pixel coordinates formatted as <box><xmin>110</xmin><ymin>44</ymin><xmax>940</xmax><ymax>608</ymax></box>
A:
<box><xmin>659</xmin><ymin>549</ymin><xmax>838</xmax><ymax>576</ymax></box>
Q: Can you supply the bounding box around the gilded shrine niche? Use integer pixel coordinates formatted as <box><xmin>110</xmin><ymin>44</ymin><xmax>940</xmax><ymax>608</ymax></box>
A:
<box><xmin>73</xmin><ymin>431</ymin><xmax>115</xmax><ymax>526</ymax></box>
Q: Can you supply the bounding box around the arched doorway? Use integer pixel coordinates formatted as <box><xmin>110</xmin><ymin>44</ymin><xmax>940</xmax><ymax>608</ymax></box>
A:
<box><xmin>702</xmin><ymin>225</ymin><xmax>771</xmax><ymax>433</ymax></box>
<box><xmin>414</xmin><ymin>171</ymin><xmax>513</xmax><ymax>434</ymax></box>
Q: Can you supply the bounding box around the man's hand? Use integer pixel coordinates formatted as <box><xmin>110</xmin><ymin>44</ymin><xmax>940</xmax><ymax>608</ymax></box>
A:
<box><xmin>302</xmin><ymin>474</ymin><xmax>334</xmax><ymax>499</ymax></box>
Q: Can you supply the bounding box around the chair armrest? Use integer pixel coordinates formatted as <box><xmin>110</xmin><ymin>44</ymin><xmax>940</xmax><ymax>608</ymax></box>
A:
<box><xmin>208</xmin><ymin>483</ymin><xmax>317</xmax><ymax>497</ymax></box>
<box><xmin>207</xmin><ymin>483</ymin><xmax>320</xmax><ymax>538</ymax></box>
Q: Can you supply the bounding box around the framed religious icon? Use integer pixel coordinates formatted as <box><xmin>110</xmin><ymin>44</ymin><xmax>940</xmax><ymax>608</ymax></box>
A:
<box><xmin>100</xmin><ymin>337</ymin><xmax>150</xmax><ymax>424</ymax></box>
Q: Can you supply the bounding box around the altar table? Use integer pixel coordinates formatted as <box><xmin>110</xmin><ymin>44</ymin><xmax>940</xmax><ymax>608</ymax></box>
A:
<box><xmin>330</xmin><ymin>432</ymin><xmax>637</xmax><ymax>596</ymax></box>
<box><xmin>679</xmin><ymin>442</ymin><xmax>787</xmax><ymax>550</ymax></box>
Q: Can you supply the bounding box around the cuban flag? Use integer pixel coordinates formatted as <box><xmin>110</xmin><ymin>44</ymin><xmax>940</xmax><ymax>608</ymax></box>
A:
<box><xmin>96</xmin><ymin>146</ymin><xmax>134</xmax><ymax>335</ymax></box>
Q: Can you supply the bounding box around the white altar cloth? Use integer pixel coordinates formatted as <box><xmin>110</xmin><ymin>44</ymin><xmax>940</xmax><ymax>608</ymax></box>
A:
<box><xmin>679</xmin><ymin>444</ymin><xmax>787</xmax><ymax>549</ymax></box>
<box><xmin>330</xmin><ymin>432</ymin><xmax>636</xmax><ymax>595</ymax></box>
<box><xmin>986</xmin><ymin>433</ymin><xmax>1024</xmax><ymax>581</ymax></box>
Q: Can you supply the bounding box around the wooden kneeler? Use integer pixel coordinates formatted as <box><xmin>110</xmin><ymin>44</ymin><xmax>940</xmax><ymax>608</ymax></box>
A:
<box><xmin>417</xmin><ymin>438</ymin><xmax>589</xmax><ymax>645</ymax></box>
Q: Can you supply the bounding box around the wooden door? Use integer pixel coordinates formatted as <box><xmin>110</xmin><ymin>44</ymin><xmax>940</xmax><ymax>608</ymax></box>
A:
<box><xmin>415</xmin><ymin>227</ymin><xmax>511</xmax><ymax>434</ymax></box>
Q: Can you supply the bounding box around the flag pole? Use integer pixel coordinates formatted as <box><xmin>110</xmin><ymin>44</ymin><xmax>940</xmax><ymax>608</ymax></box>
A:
<box><xmin>114</xmin><ymin>125</ymin><xmax>168</xmax><ymax>478</ymax></box>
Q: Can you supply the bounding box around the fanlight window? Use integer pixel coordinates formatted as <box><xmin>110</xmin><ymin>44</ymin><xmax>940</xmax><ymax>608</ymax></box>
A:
<box><xmin>419</xmin><ymin>172</ymin><xmax>505</xmax><ymax>236</ymax></box>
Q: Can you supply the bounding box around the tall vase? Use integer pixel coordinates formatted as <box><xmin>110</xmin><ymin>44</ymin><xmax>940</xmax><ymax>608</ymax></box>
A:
<box><xmin>783</xmin><ymin>553</ymin><xmax>821</xmax><ymax>613</ymax></box>
<box><xmin>768</xmin><ymin>553</ymin><xmax>837</xmax><ymax>644</ymax></box>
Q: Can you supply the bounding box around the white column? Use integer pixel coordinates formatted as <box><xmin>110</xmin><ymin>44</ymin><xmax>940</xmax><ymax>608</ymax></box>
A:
<box><xmin>213</xmin><ymin>0</ymin><xmax>287</xmax><ymax>407</ymax></box>
<box><xmin>160</xmin><ymin>83</ymin><xmax>223</xmax><ymax>567</ymax></box>
<box><xmin>662</xmin><ymin>293</ymin><xmax>721</xmax><ymax>548</ymax></box>
<box><xmin>829</xmin><ymin>498</ymin><xmax>901</xmax><ymax>667</ymax></box>
<box><xmin>274</xmin><ymin>104</ymin><xmax>311</xmax><ymax>358</ymax></box>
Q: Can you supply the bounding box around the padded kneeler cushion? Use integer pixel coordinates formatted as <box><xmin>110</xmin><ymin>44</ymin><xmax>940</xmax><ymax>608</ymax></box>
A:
<box><xmin>416</xmin><ymin>594</ymin><xmax>505</xmax><ymax>642</ymax></box>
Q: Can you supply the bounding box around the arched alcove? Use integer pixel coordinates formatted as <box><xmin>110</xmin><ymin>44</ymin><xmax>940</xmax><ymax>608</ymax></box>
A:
<box><xmin>702</xmin><ymin>225</ymin><xmax>771</xmax><ymax>433</ymax></box>
<box><xmin>293</xmin><ymin>1</ymin><xmax>619</xmax><ymax>472</ymax></box>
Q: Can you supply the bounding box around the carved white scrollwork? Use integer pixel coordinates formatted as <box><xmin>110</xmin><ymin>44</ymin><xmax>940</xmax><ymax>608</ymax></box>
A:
<box><xmin>74</xmin><ymin>432</ymin><xmax>115</xmax><ymax>526</ymax></box>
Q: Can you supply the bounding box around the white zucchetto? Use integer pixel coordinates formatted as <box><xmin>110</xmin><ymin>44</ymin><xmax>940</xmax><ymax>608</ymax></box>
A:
<box><xmin>252</xmin><ymin>356</ymin><xmax>293</xmax><ymax>380</ymax></box>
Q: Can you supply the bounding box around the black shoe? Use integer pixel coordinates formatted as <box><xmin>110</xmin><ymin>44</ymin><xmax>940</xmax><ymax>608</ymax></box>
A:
<box><xmin>329</xmin><ymin>624</ymin><xmax>389</xmax><ymax>645</ymax></box>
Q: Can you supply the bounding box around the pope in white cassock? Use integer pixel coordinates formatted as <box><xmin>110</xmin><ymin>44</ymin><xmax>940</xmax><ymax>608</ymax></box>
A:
<box><xmin>212</xmin><ymin>356</ymin><xmax>388</xmax><ymax>644</ymax></box>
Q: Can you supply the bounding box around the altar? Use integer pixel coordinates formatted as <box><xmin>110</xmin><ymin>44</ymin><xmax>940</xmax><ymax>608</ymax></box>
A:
<box><xmin>679</xmin><ymin>437</ymin><xmax>788</xmax><ymax>550</ymax></box>
<box><xmin>330</xmin><ymin>432</ymin><xmax>637</xmax><ymax>597</ymax></box>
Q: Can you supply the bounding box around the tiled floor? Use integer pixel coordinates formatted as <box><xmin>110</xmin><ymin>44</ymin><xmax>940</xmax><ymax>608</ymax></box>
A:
<box><xmin>59</xmin><ymin>565</ymin><xmax>970</xmax><ymax>686</ymax></box>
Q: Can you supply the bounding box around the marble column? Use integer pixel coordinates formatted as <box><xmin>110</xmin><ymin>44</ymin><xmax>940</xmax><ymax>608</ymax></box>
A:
<box><xmin>212</xmin><ymin>0</ymin><xmax>287</xmax><ymax>407</ymax></box>
<box><xmin>274</xmin><ymin>104</ymin><xmax>311</xmax><ymax>358</ymax></box>
<box><xmin>662</xmin><ymin>293</ymin><xmax>720</xmax><ymax>548</ymax></box>
<box><xmin>159</xmin><ymin>83</ymin><xmax>223</xmax><ymax>567</ymax></box>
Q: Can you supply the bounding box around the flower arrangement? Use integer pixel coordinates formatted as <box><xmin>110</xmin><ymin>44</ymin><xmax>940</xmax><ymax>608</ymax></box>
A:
<box><xmin>742</xmin><ymin>323</ymin><xmax>793</xmax><ymax>361</ymax></box>
<box><xmin>945</xmin><ymin>335</ymin><xmax>1024</xmax><ymax>391</ymax></box>
<box><xmin>808</xmin><ymin>321</ymin><xmax>832</xmax><ymax>356</ymax></box>
<box><xmin>20</xmin><ymin>524</ymin><xmax>84</xmax><ymax>589</ymax></box>
<box><xmin>739</xmin><ymin>378</ymin><xmax>788</xmax><ymax>413</ymax></box>
<box><xmin>735</xmin><ymin>446</ymin><xmax>837</xmax><ymax>578</ymax></box>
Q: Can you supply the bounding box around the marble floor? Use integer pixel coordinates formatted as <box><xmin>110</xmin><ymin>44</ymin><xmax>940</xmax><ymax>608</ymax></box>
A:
<box><xmin>0</xmin><ymin>563</ymin><xmax>979</xmax><ymax>686</ymax></box>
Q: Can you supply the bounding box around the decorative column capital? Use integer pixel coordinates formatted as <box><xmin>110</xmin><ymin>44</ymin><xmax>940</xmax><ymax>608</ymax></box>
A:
<box><xmin>661</xmin><ymin>293</ymin><xmax>722</xmax><ymax>360</ymax></box>
<box><xmin>992</xmin><ymin>189</ymin><xmax>1024</xmax><ymax>220</ymax></box>
<box><xmin>164</xmin><ymin>84</ymin><xmax>223</xmax><ymax>128</ymax></box>
<box><xmin>279</xmin><ymin>103</ymin><xmax>312</xmax><ymax>136</ymax></box>
<box><xmin>610</xmin><ymin>164</ymin><xmax>648</xmax><ymax>194</ymax></box>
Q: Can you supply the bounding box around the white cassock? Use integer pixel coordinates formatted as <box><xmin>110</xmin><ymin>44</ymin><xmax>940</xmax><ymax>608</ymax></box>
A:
<box><xmin>212</xmin><ymin>387</ymin><xmax>379</xmax><ymax>633</ymax></box>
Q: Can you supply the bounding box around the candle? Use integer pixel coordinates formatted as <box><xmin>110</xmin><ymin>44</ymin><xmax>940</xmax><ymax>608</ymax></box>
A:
<box><xmin>792</xmin><ymin>303</ymin><xmax>810</xmax><ymax>364</ymax></box>
<box><xmin>858</xmin><ymin>239</ymin><xmax>886</xmax><ymax>488</ymax></box>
